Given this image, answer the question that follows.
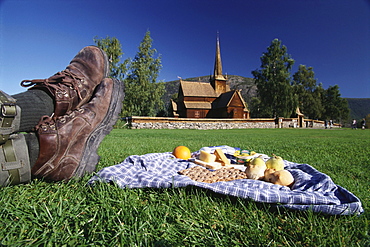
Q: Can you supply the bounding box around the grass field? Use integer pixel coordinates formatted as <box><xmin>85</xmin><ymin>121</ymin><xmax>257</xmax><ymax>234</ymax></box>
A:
<box><xmin>0</xmin><ymin>128</ymin><xmax>369</xmax><ymax>246</ymax></box>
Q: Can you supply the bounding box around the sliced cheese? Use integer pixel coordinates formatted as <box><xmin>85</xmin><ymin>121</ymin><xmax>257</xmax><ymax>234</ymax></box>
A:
<box><xmin>214</xmin><ymin>148</ymin><xmax>230</xmax><ymax>165</ymax></box>
<box><xmin>199</xmin><ymin>150</ymin><xmax>216</xmax><ymax>163</ymax></box>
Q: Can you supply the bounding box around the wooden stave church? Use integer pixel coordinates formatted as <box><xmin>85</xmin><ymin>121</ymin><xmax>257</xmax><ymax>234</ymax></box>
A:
<box><xmin>172</xmin><ymin>36</ymin><xmax>250</xmax><ymax>119</ymax></box>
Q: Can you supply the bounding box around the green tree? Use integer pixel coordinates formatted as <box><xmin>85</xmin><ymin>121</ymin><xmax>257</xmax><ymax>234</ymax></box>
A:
<box><xmin>252</xmin><ymin>39</ymin><xmax>296</xmax><ymax>118</ymax></box>
<box><xmin>122</xmin><ymin>31</ymin><xmax>165</xmax><ymax>117</ymax></box>
<box><xmin>322</xmin><ymin>85</ymin><xmax>349</xmax><ymax>123</ymax></box>
<box><xmin>249</xmin><ymin>97</ymin><xmax>261</xmax><ymax>118</ymax></box>
<box><xmin>292</xmin><ymin>65</ymin><xmax>324</xmax><ymax>119</ymax></box>
<box><xmin>93</xmin><ymin>36</ymin><xmax>128</xmax><ymax>81</ymax></box>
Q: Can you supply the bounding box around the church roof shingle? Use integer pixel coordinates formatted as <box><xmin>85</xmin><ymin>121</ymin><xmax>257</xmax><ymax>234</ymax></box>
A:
<box><xmin>180</xmin><ymin>81</ymin><xmax>218</xmax><ymax>97</ymax></box>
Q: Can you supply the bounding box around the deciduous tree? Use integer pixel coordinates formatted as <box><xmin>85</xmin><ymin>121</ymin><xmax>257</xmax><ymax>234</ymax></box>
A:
<box><xmin>322</xmin><ymin>85</ymin><xmax>349</xmax><ymax>123</ymax></box>
<box><xmin>122</xmin><ymin>31</ymin><xmax>165</xmax><ymax>117</ymax></box>
<box><xmin>93</xmin><ymin>36</ymin><xmax>128</xmax><ymax>81</ymax></box>
<box><xmin>292</xmin><ymin>65</ymin><xmax>324</xmax><ymax>119</ymax></box>
<box><xmin>252</xmin><ymin>39</ymin><xmax>296</xmax><ymax>118</ymax></box>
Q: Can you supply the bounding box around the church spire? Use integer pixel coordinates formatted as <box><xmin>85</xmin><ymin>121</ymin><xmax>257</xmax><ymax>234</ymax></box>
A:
<box><xmin>213</xmin><ymin>32</ymin><xmax>227</xmax><ymax>81</ymax></box>
<box><xmin>211</xmin><ymin>32</ymin><xmax>228</xmax><ymax>95</ymax></box>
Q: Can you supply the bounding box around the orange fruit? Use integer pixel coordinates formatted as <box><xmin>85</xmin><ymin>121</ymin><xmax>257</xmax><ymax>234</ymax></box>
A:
<box><xmin>172</xmin><ymin>146</ymin><xmax>191</xmax><ymax>160</ymax></box>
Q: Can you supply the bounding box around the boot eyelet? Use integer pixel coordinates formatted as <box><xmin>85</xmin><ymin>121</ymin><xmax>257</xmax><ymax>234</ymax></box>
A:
<box><xmin>78</xmin><ymin>108</ymin><xmax>84</xmax><ymax>113</ymax></box>
<box><xmin>59</xmin><ymin>118</ymin><xmax>66</xmax><ymax>124</ymax></box>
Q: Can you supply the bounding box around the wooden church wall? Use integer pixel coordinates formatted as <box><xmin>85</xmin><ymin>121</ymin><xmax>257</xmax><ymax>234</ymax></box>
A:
<box><xmin>187</xmin><ymin>109</ymin><xmax>209</xmax><ymax>118</ymax></box>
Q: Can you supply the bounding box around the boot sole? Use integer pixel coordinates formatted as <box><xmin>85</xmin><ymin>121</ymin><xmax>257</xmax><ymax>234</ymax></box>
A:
<box><xmin>73</xmin><ymin>78</ymin><xmax>124</xmax><ymax>178</ymax></box>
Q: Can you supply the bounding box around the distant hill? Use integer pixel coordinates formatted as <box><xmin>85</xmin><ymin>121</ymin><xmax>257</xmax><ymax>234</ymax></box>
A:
<box><xmin>163</xmin><ymin>75</ymin><xmax>257</xmax><ymax>107</ymax></box>
<box><xmin>346</xmin><ymin>98</ymin><xmax>370</xmax><ymax>120</ymax></box>
<box><xmin>163</xmin><ymin>76</ymin><xmax>369</xmax><ymax>120</ymax></box>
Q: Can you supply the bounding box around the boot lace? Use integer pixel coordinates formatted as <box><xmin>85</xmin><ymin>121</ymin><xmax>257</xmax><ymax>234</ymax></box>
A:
<box><xmin>21</xmin><ymin>70</ymin><xmax>85</xmax><ymax>100</ymax></box>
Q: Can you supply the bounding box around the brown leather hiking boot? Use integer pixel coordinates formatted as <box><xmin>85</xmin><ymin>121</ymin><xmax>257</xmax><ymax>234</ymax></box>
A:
<box><xmin>21</xmin><ymin>46</ymin><xmax>109</xmax><ymax>117</ymax></box>
<box><xmin>31</xmin><ymin>78</ymin><xmax>124</xmax><ymax>181</ymax></box>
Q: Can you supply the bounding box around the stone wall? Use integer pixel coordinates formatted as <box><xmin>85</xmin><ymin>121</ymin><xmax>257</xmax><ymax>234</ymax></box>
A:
<box><xmin>123</xmin><ymin>116</ymin><xmax>339</xmax><ymax>130</ymax></box>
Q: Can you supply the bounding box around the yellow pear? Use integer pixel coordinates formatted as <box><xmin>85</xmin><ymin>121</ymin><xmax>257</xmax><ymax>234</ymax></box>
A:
<box><xmin>265</xmin><ymin>154</ymin><xmax>285</xmax><ymax>171</ymax></box>
<box><xmin>245</xmin><ymin>156</ymin><xmax>266</xmax><ymax>180</ymax></box>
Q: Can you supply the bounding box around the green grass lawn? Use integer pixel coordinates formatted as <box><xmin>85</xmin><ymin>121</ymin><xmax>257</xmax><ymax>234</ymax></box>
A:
<box><xmin>1</xmin><ymin>128</ymin><xmax>369</xmax><ymax>246</ymax></box>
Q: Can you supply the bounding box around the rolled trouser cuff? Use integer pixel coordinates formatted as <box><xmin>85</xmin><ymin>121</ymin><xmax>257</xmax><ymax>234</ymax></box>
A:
<box><xmin>0</xmin><ymin>90</ymin><xmax>21</xmax><ymax>144</ymax></box>
<box><xmin>0</xmin><ymin>134</ymin><xmax>31</xmax><ymax>186</ymax></box>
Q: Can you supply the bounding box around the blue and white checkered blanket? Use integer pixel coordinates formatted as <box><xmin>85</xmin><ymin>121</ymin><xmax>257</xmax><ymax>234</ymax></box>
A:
<box><xmin>88</xmin><ymin>146</ymin><xmax>363</xmax><ymax>216</ymax></box>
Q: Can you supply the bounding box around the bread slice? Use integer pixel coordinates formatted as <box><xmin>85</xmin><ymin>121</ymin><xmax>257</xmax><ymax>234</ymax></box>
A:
<box><xmin>214</xmin><ymin>148</ymin><xmax>231</xmax><ymax>166</ymax></box>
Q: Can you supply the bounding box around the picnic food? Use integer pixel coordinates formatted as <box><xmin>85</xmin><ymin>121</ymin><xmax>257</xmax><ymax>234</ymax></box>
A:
<box><xmin>234</xmin><ymin>149</ymin><xmax>257</xmax><ymax>165</ymax></box>
<box><xmin>193</xmin><ymin>149</ymin><xmax>232</xmax><ymax>169</ymax></box>
<box><xmin>193</xmin><ymin>159</ymin><xmax>223</xmax><ymax>169</ymax></box>
<box><xmin>199</xmin><ymin>150</ymin><xmax>217</xmax><ymax>163</ymax></box>
<box><xmin>264</xmin><ymin>169</ymin><xmax>294</xmax><ymax>187</ymax></box>
<box><xmin>266</xmin><ymin>154</ymin><xmax>285</xmax><ymax>171</ymax></box>
<box><xmin>245</xmin><ymin>156</ymin><xmax>266</xmax><ymax>180</ymax></box>
<box><xmin>178</xmin><ymin>166</ymin><xmax>247</xmax><ymax>183</ymax></box>
<box><xmin>235</xmin><ymin>156</ymin><xmax>249</xmax><ymax>165</ymax></box>
<box><xmin>214</xmin><ymin>148</ymin><xmax>231</xmax><ymax>165</ymax></box>
<box><xmin>196</xmin><ymin>150</ymin><xmax>221</xmax><ymax>169</ymax></box>
<box><xmin>172</xmin><ymin>146</ymin><xmax>191</xmax><ymax>160</ymax></box>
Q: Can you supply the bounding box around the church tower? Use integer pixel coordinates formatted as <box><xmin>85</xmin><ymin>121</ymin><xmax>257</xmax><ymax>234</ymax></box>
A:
<box><xmin>210</xmin><ymin>34</ymin><xmax>229</xmax><ymax>95</ymax></box>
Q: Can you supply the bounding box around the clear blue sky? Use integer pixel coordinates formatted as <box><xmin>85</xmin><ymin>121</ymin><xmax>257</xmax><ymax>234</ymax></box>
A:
<box><xmin>1</xmin><ymin>0</ymin><xmax>369</xmax><ymax>98</ymax></box>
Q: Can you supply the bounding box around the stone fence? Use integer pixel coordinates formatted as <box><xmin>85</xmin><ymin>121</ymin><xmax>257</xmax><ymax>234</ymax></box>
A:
<box><xmin>122</xmin><ymin>116</ymin><xmax>341</xmax><ymax>130</ymax></box>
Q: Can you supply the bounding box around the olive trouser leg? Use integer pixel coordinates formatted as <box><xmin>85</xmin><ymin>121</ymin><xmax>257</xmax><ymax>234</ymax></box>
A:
<box><xmin>0</xmin><ymin>90</ymin><xmax>31</xmax><ymax>186</ymax></box>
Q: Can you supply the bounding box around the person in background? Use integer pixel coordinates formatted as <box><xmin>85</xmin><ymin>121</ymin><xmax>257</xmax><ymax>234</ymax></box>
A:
<box><xmin>361</xmin><ymin>118</ymin><xmax>366</xmax><ymax>130</ymax></box>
